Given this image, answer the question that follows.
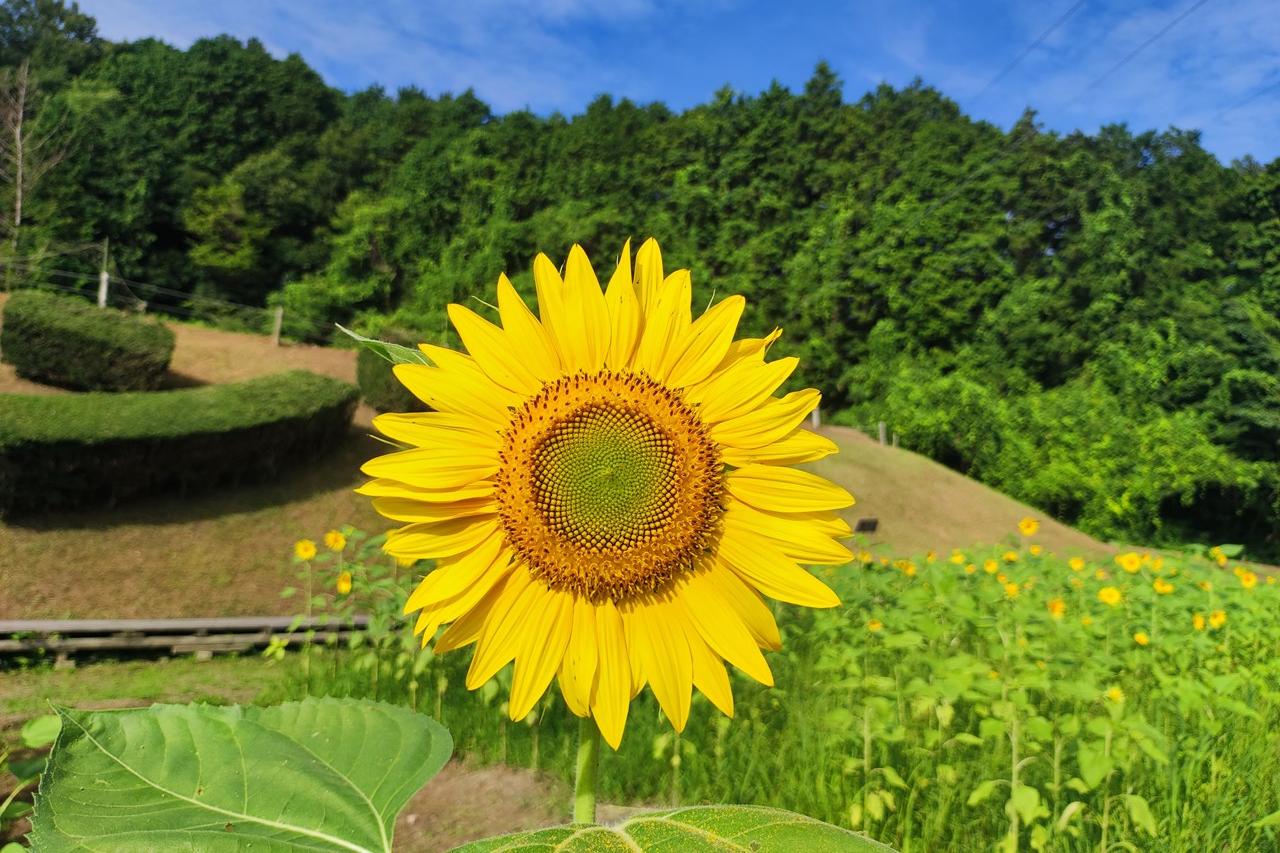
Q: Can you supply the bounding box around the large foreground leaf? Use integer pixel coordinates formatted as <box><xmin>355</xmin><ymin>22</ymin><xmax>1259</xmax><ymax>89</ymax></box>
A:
<box><xmin>30</xmin><ymin>698</ymin><xmax>451</xmax><ymax>853</ymax></box>
<box><xmin>452</xmin><ymin>805</ymin><xmax>897</xmax><ymax>852</ymax></box>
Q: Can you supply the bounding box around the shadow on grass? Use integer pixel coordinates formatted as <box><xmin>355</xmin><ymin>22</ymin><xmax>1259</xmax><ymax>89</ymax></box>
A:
<box><xmin>5</xmin><ymin>427</ymin><xmax>383</xmax><ymax>531</ymax></box>
<box><xmin>157</xmin><ymin>370</ymin><xmax>208</xmax><ymax>390</ymax></box>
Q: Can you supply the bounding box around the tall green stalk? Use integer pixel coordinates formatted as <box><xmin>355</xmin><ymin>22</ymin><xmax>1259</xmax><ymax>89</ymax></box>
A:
<box><xmin>574</xmin><ymin>716</ymin><xmax>602</xmax><ymax>824</ymax></box>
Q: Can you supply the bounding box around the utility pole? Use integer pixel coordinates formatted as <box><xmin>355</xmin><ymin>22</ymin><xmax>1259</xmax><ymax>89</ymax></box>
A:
<box><xmin>97</xmin><ymin>238</ymin><xmax>109</xmax><ymax>308</ymax></box>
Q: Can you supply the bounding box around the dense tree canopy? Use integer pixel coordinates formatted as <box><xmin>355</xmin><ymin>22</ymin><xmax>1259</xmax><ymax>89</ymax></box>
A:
<box><xmin>2</xmin><ymin>1</ymin><xmax>1277</xmax><ymax>558</ymax></box>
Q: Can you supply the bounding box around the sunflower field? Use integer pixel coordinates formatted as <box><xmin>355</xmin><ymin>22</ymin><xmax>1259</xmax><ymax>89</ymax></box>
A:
<box><xmin>277</xmin><ymin>525</ymin><xmax>1280</xmax><ymax>852</ymax></box>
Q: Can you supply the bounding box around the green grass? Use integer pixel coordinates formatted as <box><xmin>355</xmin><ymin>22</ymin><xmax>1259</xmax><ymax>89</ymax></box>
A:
<box><xmin>259</xmin><ymin>540</ymin><xmax>1280</xmax><ymax>853</ymax></box>
<box><xmin>6</xmin><ymin>539</ymin><xmax>1278</xmax><ymax>851</ymax></box>
<box><xmin>1</xmin><ymin>657</ymin><xmax>283</xmax><ymax>725</ymax></box>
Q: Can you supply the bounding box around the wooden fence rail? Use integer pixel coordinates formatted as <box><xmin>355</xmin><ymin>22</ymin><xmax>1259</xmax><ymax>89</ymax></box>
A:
<box><xmin>0</xmin><ymin>615</ymin><xmax>370</xmax><ymax>658</ymax></box>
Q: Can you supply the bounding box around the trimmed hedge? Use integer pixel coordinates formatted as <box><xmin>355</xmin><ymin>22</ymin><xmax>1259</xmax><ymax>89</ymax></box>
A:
<box><xmin>0</xmin><ymin>370</ymin><xmax>358</xmax><ymax>515</ymax></box>
<box><xmin>356</xmin><ymin>327</ymin><xmax>427</xmax><ymax>412</ymax></box>
<box><xmin>0</xmin><ymin>289</ymin><xmax>176</xmax><ymax>391</ymax></box>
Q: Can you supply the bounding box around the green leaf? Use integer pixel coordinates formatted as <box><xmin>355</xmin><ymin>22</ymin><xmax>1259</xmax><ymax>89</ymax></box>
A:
<box><xmin>450</xmin><ymin>806</ymin><xmax>897</xmax><ymax>852</ymax></box>
<box><xmin>1122</xmin><ymin>794</ymin><xmax>1158</xmax><ymax>836</ymax></box>
<box><xmin>8</xmin><ymin>755</ymin><xmax>47</xmax><ymax>781</ymax></box>
<box><xmin>336</xmin><ymin>324</ymin><xmax>429</xmax><ymax>365</ymax></box>
<box><xmin>1077</xmin><ymin>742</ymin><xmax>1113</xmax><ymax>790</ymax></box>
<box><xmin>967</xmin><ymin>780</ymin><xmax>1002</xmax><ymax>806</ymax></box>
<box><xmin>30</xmin><ymin>698</ymin><xmax>451</xmax><ymax>852</ymax></box>
<box><xmin>1253</xmin><ymin>809</ymin><xmax>1280</xmax><ymax>828</ymax></box>
<box><xmin>21</xmin><ymin>714</ymin><xmax>61</xmax><ymax>748</ymax></box>
<box><xmin>2</xmin><ymin>842</ymin><xmax>30</xmax><ymax>853</ymax></box>
<box><xmin>878</xmin><ymin>765</ymin><xmax>909</xmax><ymax>789</ymax></box>
<box><xmin>1008</xmin><ymin>785</ymin><xmax>1047</xmax><ymax>825</ymax></box>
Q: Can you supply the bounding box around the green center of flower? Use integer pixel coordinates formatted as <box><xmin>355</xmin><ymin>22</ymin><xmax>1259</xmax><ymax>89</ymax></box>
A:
<box><xmin>495</xmin><ymin>371</ymin><xmax>724</xmax><ymax>601</ymax></box>
<box><xmin>531</xmin><ymin>405</ymin><xmax>678</xmax><ymax>552</ymax></box>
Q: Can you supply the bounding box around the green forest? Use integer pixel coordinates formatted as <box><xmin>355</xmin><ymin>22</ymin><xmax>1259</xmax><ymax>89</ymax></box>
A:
<box><xmin>2</xmin><ymin>0</ymin><xmax>1278</xmax><ymax>559</ymax></box>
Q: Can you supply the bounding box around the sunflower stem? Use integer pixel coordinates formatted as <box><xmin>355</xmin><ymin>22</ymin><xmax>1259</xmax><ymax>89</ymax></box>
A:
<box><xmin>573</xmin><ymin>715</ymin><xmax>601</xmax><ymax>824</ymax></box>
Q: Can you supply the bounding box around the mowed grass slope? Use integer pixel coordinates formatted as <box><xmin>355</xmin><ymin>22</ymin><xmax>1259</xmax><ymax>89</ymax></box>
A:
<box><xmin>3</xmin><ymin>320</ymin><xmax>1107</xmax><ymax>618</ymax></box>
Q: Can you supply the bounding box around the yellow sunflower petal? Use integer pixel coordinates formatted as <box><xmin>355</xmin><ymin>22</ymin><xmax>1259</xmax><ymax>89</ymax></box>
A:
<box><xmin>700</xmin><ymin>567</ymin><xmax>781</xmax><ymax>650</ymax></box>
<box><xmin>371</xmin><ymin>412</ymin><xmax>501</xmax><ymax>452</ymax></box>
<box><xmin>633</xmin><ymin>237</ymin><xmax>664</xmax><ymax>316</ymax></box>
<box><xmin>629</xmin><ymin>597</ymin><xmax>693</xmax><ymax>732</ymax></box>
<box><xmin>679</xmin><ymin>570</ymin><xmax>774</xmax><ymax>686</ymax></box>
<box><xmin>356</xmin><ymin>478</ymin><xmax>495</xmax><ymax>502</ymax></box>
<box><xmin>466</xmin><ymin>567</ymin><xmax>539</xmax><ymax>689</ymax></box>
<box><xmin>725</xmin><ymin>503</ymin><xmax>853</xmax><ymax>565</ymax></box>
<box><xmin>710</xmin><ymin>389</ymin><xmax>821</xmax><ymax>450</ymax></box>
<box><xmin>709</xmin><ymin>327</ymin><xmax>782</xmax><ymax>377</ymax></box>
<box><xmin>533</xmin><ymin>252</ymin><xmax>598</xmax><ymax>373</ymax></box>
<box><xmin>604</xmin><ymin>239</ymin><xmax>640</xmax><ymax>370</ymax></box>
<box><xmin>447</xmin><ymin>303</ymin><xmax>544</xmax><ymax>396</ymax></box>
<box><xmin>727</xmin><ymin>465</ymin><xmax>854</xmax><ymax>513</ymax></box>
<box><xmin>591</xmin><ymin>599</ymin><xmax>631</xmax><ymax>750</ymax></box>
<box><xmin>563</xmin><ymin>244</ymin><xmax>610</xmax><ymax>372</ymax></box>
<box><xmin>404</xmin><ymin>535</ymin><xmax>505</xmax><ymax>609</ymax></box>
<box><xmin>634</xmin><ymin>269</ymin><xmax>692</xmax><ymax>381</ymax></box>
<box><xmin>410</xmin><ymin>547</ymin><xmax>515</xmax><ymax>641</ymax></box>
<box><xmin>686</xmin><ymin>355</ymin><xmax>797</xmax><ymax>424</ymax></box>
<box><xmin>361</xmin><ymin>448</ymin><xmax>498</xmax><ymax>490</ymax></box>
<box><xmin>508</xmin><ymin>586</ymin><xmax>573</xmax><ymax>720</ymax></box>
<box><xmin>433</xmin><ymin>563</ymin><xmax>517</xmax><ymax>653</ymax></box>
<box><xmin>372</xmin><ymin>496</ymin><xmax>496</xmax><ymax>524</ymax></box>
<box><xmin>688</xmin><ymin>634</ymin><xmax>734</xmax><ymax>718</ymax></box>
<box><xmin>497</xmin><ymin>273</ymin><xmax>562</xmax><ymax>381</ymax></box>
<box><xmin>394</xmin><ymin>361</ymin><xmax>512</xmax><ymax>427</ymax></box>
<box><xmin>666</xmin><ymin>295</ymin><xmax>745</xmax><ymax>389</ymax></box>
<box><xmin>385</xmin><ymin>517</ymin><xmax>501</xmax><ymax>560</ymax></box>
<box><xmin>717</xmin><ymin>534</ymin><xmax>841</xmax><ymax>608</ymax></box>
<box><xmin>559</xmin><ymin>594</ymin><xmax>599</xmax><ymax>717</ymax></box>
<box><xmin>720</xmin><ymin>428</ymin><xmax>837</xmax><ymax>467</ymax></box>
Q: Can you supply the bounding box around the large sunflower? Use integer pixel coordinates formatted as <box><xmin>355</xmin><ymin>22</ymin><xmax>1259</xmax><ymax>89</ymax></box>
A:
<box><xmin>360</xmin><ymin>239</ymin><xmax>854</xmax><ymax>748</ymax></box>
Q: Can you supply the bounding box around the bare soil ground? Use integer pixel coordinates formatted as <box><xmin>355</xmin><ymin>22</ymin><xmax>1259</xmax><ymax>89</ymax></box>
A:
<box><xmin>815</xmin><ymin>426</ymin><xmax>1112</xmax><ymax>559</ymax></box>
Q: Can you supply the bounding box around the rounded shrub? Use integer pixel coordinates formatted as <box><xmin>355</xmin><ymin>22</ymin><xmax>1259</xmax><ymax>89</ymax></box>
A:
<box><xmin>356</xmin><ymin>327</ymin><xmax>426</xmax><ymax>412</ymax></box>
<box><xmin>0</xmin><ymin>289</ymin><xmax>176</xmax><ymax>391</ymax></box>
<box><xmin>0</xmin><ymin>370</ymin><xmax>358</xmax><ymax>515</ymax></box>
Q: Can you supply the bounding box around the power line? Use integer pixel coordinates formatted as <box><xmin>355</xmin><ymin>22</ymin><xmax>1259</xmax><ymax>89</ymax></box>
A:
<box><xmin>1076</xmin><ymin>0</ymin><xmax>1214</xmax><ymax>98</ymax></box>
<box><xmin>1209</xmin><ymin>75</ymin><xmax>1280</xmax><ymax>126</ymax></box>
<box><xmin>971</xmin><ymin>0</ymin><xmax>1089</xmax><ymax>101</ymax></box>
<box><xmin>906</xmin><ymin>0</ymin><xmax>1215</xmax><ymax>231</ymax></box>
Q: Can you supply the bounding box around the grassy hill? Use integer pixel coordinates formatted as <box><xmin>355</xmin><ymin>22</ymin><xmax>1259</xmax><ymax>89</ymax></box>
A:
<box><xmin>1</xmin><ymin>309</ymin><xmax>1115</xmax><ymax>618</ymax></box>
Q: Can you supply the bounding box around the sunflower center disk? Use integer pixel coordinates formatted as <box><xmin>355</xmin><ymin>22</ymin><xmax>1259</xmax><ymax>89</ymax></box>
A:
<box><xmin>496</xmin><ymin>371</ymin><xmax>723</xmax><ymax>602</ymax></box>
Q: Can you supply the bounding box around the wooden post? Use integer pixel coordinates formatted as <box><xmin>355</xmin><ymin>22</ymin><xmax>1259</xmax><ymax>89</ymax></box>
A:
<box><xmin>878</xmin><ymin>421</ymin><xmax>887</xmax><ymax>445</ymax></box>
<box><xmin>809</xmin><ymin>409</ymin><xmax>821</xmax><ymax>430</ymax></box>
<box><xmin>97</xmin><ymin>238</ymin><xmax>109</xmax><ymax>307</ymax></box>
<box><xmin>892</xmin><ymin>432</ymin><xmax>899</xmax><ymax>448</ymax></box>
<box><xmin>271</xmin><ymin>305</ymin><xmax>284</xmax><ymax>346</ymax></box>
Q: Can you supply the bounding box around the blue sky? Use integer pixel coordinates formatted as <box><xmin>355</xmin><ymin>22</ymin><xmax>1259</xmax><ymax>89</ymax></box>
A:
<box><xmin>84</xmin><ymin>0</ymin><xmax>1280</xmax><ymax>162</ymax></box>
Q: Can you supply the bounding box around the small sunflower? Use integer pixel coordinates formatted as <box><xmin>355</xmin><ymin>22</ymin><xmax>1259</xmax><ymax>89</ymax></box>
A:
<box><xmin>1098</xmin><ymin>586</ymin><xmax>1123</xmax><ymax>607</ymax></box>
<box><xmin>1209</xmin><ymin>609</ymin><xmax>1227</xmax><ymax>629</ymax></box>
<box><xmin>324</xmin><ymin>529</ymin><xmax>347</xmax><ymax>552</ymax></box>
<box><xmin>294</xmin><ymin>539</ymin><xmax>317</xmax><ymax>561</ymax></box>
<box><xmin>336</xmin><ymin>570</ymin><xmax>353</xmax><ymax>595</ymax></box>
<box><xmin>1068</xmin><ymin>557</ymin><xmax>1085</xmax><ymax>572</ymax></box>
<box><xmin>360</xmin><ymin>240</ymin><xmax>854</xmax><ymax>748</ymax></box>
<box><xmin>1116</xmin><ymin>552</ymin><xmax>1142</xmax><ymax>574</ymax></box>
<box><xmin>1133</xmin><ymin>631</ymin><xmax>1150</xmax><ymax>646</ymax></box>
<box><xmin>1046</xmin><ymin>597</ymin><xmax>1066</xmax><ymax>619</ymax></box>
<box><xmin>1017</xmin><ymin>516</ymin><xmax>1039</xmax><ymax>537</ymax></box>
<box><xmin>1192</xmin><ymin>612</ymin><xmax>1206</xmax><ymax>632</ymax></box>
